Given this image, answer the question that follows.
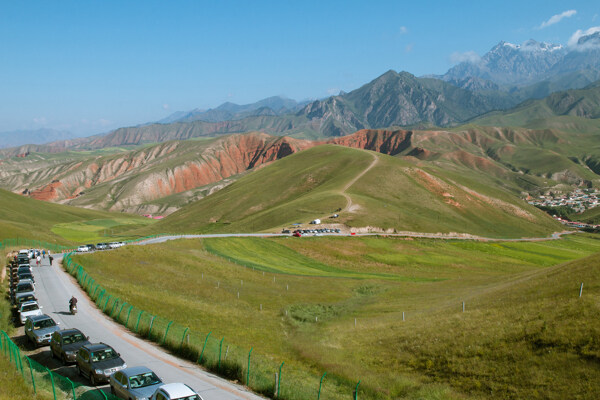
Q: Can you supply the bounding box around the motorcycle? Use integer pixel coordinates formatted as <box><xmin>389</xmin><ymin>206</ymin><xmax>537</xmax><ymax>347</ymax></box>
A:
<box><xmin>70</xmin><ymin>303</ymin><xmax>77</xmax><ymax>315</ymax></box>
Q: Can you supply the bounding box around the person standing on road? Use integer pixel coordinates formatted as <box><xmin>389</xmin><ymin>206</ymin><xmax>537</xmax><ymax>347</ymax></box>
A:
<box><xmin>42</xmin><ymin>249</ymin><xmax>46</xmax><ymax>258</ymax></box>
<box><xmin>36</xmin><ymin>255</ymin><xmax>41</xmax><ymax>266</ymax></box>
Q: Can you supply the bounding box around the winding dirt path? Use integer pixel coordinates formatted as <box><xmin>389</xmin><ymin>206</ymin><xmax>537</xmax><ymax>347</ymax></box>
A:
<box><xmin>341</xmin><ymin>151</ymin><xmax>379</xmax><ymax>213</ymax></box>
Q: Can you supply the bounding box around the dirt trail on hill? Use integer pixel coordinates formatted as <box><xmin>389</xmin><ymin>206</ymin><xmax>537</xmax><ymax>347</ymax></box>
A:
<box><xmin>342</xmin><ymin>152</ymin><xmax>379</xmax><ymax>213</ymax></box>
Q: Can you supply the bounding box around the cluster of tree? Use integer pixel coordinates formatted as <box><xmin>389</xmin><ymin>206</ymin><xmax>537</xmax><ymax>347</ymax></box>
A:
<box><xmin>534</xmin><ymin>205</ymin><xmax>575</xmax><ymax>220</ymax></box>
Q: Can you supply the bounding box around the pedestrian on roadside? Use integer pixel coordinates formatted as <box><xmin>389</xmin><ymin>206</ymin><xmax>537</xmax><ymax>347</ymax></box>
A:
<box><xmin>36</xmin><ymin>255</ymin><xmax>41</xmax><ymax>266</ymax></box>
<box><xmin>42</xmin><ymin>249</ymin><xmax>46</xmax><ymax>258</ymax></box>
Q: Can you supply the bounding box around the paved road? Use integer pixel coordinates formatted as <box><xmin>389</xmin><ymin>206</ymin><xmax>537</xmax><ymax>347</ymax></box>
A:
<box><xmin>28</xmin><ymin>255</ymin><xmax>264</xmax><ymax>400</ymax></box>
<box><xmin>136</xmin><ymin>229</ymin><xmax>575</xmax><ymax>246</ymax></box>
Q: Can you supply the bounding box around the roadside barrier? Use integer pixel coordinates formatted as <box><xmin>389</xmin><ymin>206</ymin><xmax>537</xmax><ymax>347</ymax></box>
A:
<box><xmin>0</xmin><ymin>331</ymin><xmax>119</xmax><ymax>400</ymax></box>
<box><xmin>64</xmin><ymin>252</ymin><xmax>366</xmax><ymax>400</ymax></box>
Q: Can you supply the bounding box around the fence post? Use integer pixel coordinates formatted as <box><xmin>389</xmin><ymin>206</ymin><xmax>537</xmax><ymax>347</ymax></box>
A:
<box><xmin>117</xmin><ymin>302</ymin><xmax>128</xmax><ymax>319</ymax></box>
<box><xmin>179</xmin><ymin>328</ymin><xmax>190</xmax><ymax>351</ymax></box>
<box><xmin>162</xmin><ymin>321</ymin><xmax>174</xmax><ymax>345</ymax></box>
<box><xmin>98</xmin><ymin>389</ymin><xmax>108</xmax><ymax>400</ymax></box>
<box><xmin>247</xmin><ymin>347</ymin><xmax>253</xmax><ymax>386</ymax></box>
<box><xmin>317</xmin><ymin>372</ymin><xmax>327</xmax><ymax>400</ymax></box>
<box><xmin>25</xmin><ymin>357</ymin><xmax>36</xmax><ymax>394</ymax></box>
<box><xmin>198</xmin><ymin>331</ymin><xmax>212</xmax><ymax>364</ymax></box>
<box><xmin>67</xmin><ymin>377</ymin><xmax>77</xmax><ymax>400</ymax></box>
<box><xmin>218</xmin><ymin>337</ymin><xmax>225</xmax><ymax>369</ymax></box>
<box><xmin>17</xmin><ymin>347</ymin><xmax>24</xmax><ymax>377</ymax></box>
<box><xmin>97</xmin><ymin>289</ymin><xmax>106</xmax><ymax>305</ymax></box>
<box><xmin>148</xmin><ymin>315</ymin><xmax>156</xmax><ymax>337</ymax></box>
<box><xmin>135</xmin><ymin>310</ymin><xmax>144</xmax><ymax>333</ymax></box>
<box><xmin>110</xmin><ymin>298</ymin><xmax>121</xmax><ymax>317</ymax></box>
<box><xmin>277</xmin><ymin>361</ymin><xmax>284</xmax><ymax>398</ymax></box>
<box><xmin>46</xmin><ymin>367</ymin><xmax>57</xmax><ymax>400</ymax></box>
<box><xmin>353</xmin><ymin>380</ymin><xmax>361</xmax><ymax>400</ymax></box>
<box><xmin>125</xmin><ymin>306</ymin><xmax>134</xmax><ymax>327</ymax></box>
<box><xmin>103</xmin><ymin>295</ymin><xmax>112</xmax><ymax>311</ymax></box>
<box><xmin>92</xmin><ymin>284</ymin><xmax>101</xmax><ymax>299</ymax></box>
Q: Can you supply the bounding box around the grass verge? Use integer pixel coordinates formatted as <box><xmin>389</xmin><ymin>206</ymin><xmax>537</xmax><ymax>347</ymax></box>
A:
<box><xmin>69</xmin><ymin>234</ymin><xmax>600</xmax><ymax>399</ymax></box>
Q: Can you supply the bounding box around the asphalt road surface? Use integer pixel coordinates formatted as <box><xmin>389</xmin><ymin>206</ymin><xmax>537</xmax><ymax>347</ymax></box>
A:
<box><xmin>25</xmin><ymin>254</ymin><xmax>264</xmax><ymax>400</ymax></box>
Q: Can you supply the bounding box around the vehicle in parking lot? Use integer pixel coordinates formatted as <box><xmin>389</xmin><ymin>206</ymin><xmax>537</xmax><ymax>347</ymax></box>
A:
<box><xmin>25</xmin><ymin>315</ymin><xmax>60</xmax><ymax>346</ymax></box>
<box><xmin>77</xmin><ymin>245</ymin><xmax>90</xmax><ymax>252</ymax></box>
<box><xmin>11</xmin><ymin>281</ymin><xmax>35</xmax><ymax>303</ymax></box>
<box><xmin>15</xmin><ymin>271</ymin><xmax>35</xmax><ymax>283</ymax></box>
<box><xmin>150</xmin><ymin>383</ymin><xmax>203</xmax><ymax>400</ymax></box>
<box><xmin>14</xmin><ymin>293</ymin><xmax>37</xmax><ymax>307</ymax></box>
<box><xmin>96</xmin><ymin>243</ymin><xmax>109</xmax><ymax>250</ymax></box>
<box><xmin>86</xmin><ymin>244</ymin><xmax>97</xmax><ymax>251</ymax></box>
<box><xmin>110</xmin><ymin>366</ymin><xmax>164</xmax><ymax>400</ymax></box>
<box><xmin>16</xmin><ymin>255</ymin><xmax>30</xmax><ymax>264</ymax></box>
<box><xmin>50</xmin><ymin>328</ymin><xmax>91</xmax><ymax>364</ymax></box>
<box><xmin>18</xmin><ymin>301</ymin><xmax>43</xmax><ymax>324</ymax></box>
<box><xmin>76</xmin><ymin>343</ymin><xmax>127</xmax><ymax>385</ymax></box>
<box><xmin>293</xmin><ymin>232</ymin><xmax>301</xmax><ymax>237</ymax></box>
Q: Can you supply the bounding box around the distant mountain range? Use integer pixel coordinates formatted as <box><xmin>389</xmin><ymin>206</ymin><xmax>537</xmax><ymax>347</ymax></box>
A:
<box><xmin>0</xmin><ymin>128</ymin><xmax>75</xmax><ymax>149</ymax></box>
<box><xmin>159</xmin><ymin>96</ymin><xmax>309</xmax><ymax>124</ymax></box>
<box><xmin>441</xmin><ymin>35</ymin><xmax>600</xmax><ymax>91</ymax></box>
<box><xmin>3</xmin><ymin>32</ymin><xmax>600</xmax><ymax>151</ymax></box>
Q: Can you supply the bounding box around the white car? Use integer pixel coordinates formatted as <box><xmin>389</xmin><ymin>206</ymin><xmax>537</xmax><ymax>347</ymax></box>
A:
<box><xmin>77</xmin><ymin>245</ymin><xmax>90</xmax><ymax>252</ymax></box>
<box><xmin>19</xmin><ymin>301</ymin><xmax>43</xmax><ymax>324</ymax></box>
<box><xmin>151</xmin><ymin>383</ymin><xmax>203</xmax><ymax>400</ymax></box>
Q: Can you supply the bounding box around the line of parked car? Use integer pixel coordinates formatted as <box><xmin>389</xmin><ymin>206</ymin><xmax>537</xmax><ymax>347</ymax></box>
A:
<box><xmin>282</xmin><ymin>228</ymin><xmax>342</xmax><ymax>237</ymax></box>
<box><xmin>77</xmin><ymin>242</ymin><xmax>125</xmax><ymax>252</ymax></box>
<box><xmin>6</xmin><ymin>249</ymin><xmax>202</xmax><ymax>400</ymax></box>
<box><xmin>10</xmin><ymin>250</ymin><xmax>43</xmax><ymax>325</ymax></box>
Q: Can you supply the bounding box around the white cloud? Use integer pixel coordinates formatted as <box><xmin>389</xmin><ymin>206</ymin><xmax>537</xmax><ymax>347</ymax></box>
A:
<box><xmin>33</xmin><ymin>117</ymin><xmax>47</xmax><ymax>125</ymax></box>
<box><xmin>539</xmin><ymin>9</ymin><xmax>577</xmax><ymax>29</ymax></box>
<box><xmin>405</xmin><ymin>43</ymin><xmax>413</xmax><ymax>53</ymax></box>
<box><xmin>327</xmin><ymin>88</ymin><xmax>341</xmax><ymax>96</ymax></box>
<box><xmin>449</xmin><ymin>51</ymin><xmax>481</xmax><ymax>64</ymax></box>
<box><xmin>162</xmin><ymin>103</ymin><xmax>170</xmax><ymax>110</ymax></box>
<box><xmin>568</xmin><ymin>26</ymin><xmax>600</xmax><ymax>48</ymax></box>
<box><xmin>593</xmin><ymin>14</ymin><xmax>598</xmax><ymax>22</ymax></box>
<box><xmin>399</xmin><ymin>26</ymin><xmax>408</xmax><ymax>34</ymax></box>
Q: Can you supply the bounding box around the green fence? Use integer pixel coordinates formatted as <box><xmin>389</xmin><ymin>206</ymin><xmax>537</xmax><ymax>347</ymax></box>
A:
<box><xmin>0</xmin><ymin>330</ymin><xmax>120</xmax><ymax>400</ymax></box>
<box><xmin>63</xmin><ymin>253</ymin><xmax>365</xmax><ymax>400</ymax></box>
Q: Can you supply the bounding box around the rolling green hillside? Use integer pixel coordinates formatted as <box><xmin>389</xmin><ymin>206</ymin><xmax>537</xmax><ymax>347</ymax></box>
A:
<box><xmin>72</xmin><ymin>234</ymin><xmax>600</xmax><ymax>399</ymax></box>
<box><xmin>473</xmin><ymin>82</ymin><xmax>600</xmax><ymax>129</ymax></box>
<box><xmin>0</xmin><ymin>188</ymin><xmax>150</xmax><ymax>243</ymax></box>
<box><xmin>149</xmin><ymin>145</ymin><xmax>562</xmax><ymax>238</ymax></box>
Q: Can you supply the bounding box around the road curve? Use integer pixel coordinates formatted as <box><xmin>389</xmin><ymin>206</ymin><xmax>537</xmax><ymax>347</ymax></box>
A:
<box><xmin>136</xmin><ymin>230</ymin><xmax>576</xmax><ymax>246</ymax></box>
<box><xmin>29</xmin><ymin>254</ymin><xmax>264</xmax><ymax>400</ymax></box>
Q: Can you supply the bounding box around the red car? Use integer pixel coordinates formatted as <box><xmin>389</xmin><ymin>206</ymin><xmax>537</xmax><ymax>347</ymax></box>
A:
<box><xmin>293</xmin><ymin>232</ymin><xmax>302</xmax><ymax>237</ymax></box>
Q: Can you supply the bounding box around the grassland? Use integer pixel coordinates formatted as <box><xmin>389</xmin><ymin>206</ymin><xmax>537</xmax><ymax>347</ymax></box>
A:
<box><xmin>72</xmin><ymin>233</ymin><xmax>600</xmax><ymax>399</ymax></box>
<box><xmin>0</xmin><ymin>187</ymin><xmax>155</xmax><ymax>245</ymax></box>
<box><xmin>147</xmin><ymin>145</ymin><xmax>563</xmax><ymax>238</ymax></box>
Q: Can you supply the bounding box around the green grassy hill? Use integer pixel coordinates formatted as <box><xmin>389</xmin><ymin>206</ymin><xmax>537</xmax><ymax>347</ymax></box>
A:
<box><xmin>472</xmin><ymin>82</ymin><xmax>600</xmax><ymax>129</ymax></box>
<box><xmin>149</xmin><ymin>145</ymin><xmax>562</xmax><ymax>238</ymax></box>
<box><xmin>71</xmin><ymin>234</ymin><xmax>600</xmax><ymax>399</ymax></box>
<box><xmin>0</xmin><ymin>188</ymin><xmax>151</xmax><ymax>243</ymax></box>
<box><xmin>573</xmin><ymin>206</ymin><xmax>600</xmax><ymax>224</ymax></box>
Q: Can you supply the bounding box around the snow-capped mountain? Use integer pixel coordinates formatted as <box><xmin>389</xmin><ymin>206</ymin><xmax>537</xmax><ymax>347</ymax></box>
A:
<box><xmin>442</xmin><ymin>34</ymin><xmax>600</xmax><ymax>89</ymax></box>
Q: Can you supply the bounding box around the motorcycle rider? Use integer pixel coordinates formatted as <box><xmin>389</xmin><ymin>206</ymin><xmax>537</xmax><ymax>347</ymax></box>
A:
<box><xmin>69</xmin><ymin>296</ymin><xmax>78</xmax><ymax>313</ymax></box>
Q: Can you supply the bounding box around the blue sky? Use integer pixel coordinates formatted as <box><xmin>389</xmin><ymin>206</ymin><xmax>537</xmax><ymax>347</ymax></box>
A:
<box><xmin>0</xmin><ymin>0</ymin><xmax>598</xmax><ymax>137</ymax></box>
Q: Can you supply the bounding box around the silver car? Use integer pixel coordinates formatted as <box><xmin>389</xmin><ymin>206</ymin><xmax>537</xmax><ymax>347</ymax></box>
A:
<box><xmin>110</xmin><ymin>366</ymin><xmax>163</xmax><ymax>400</ymax></box>
<box><xmin>24</xmin><ymin>315</ymin><xmax>61</xmax><ymax>347</ymax></box>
